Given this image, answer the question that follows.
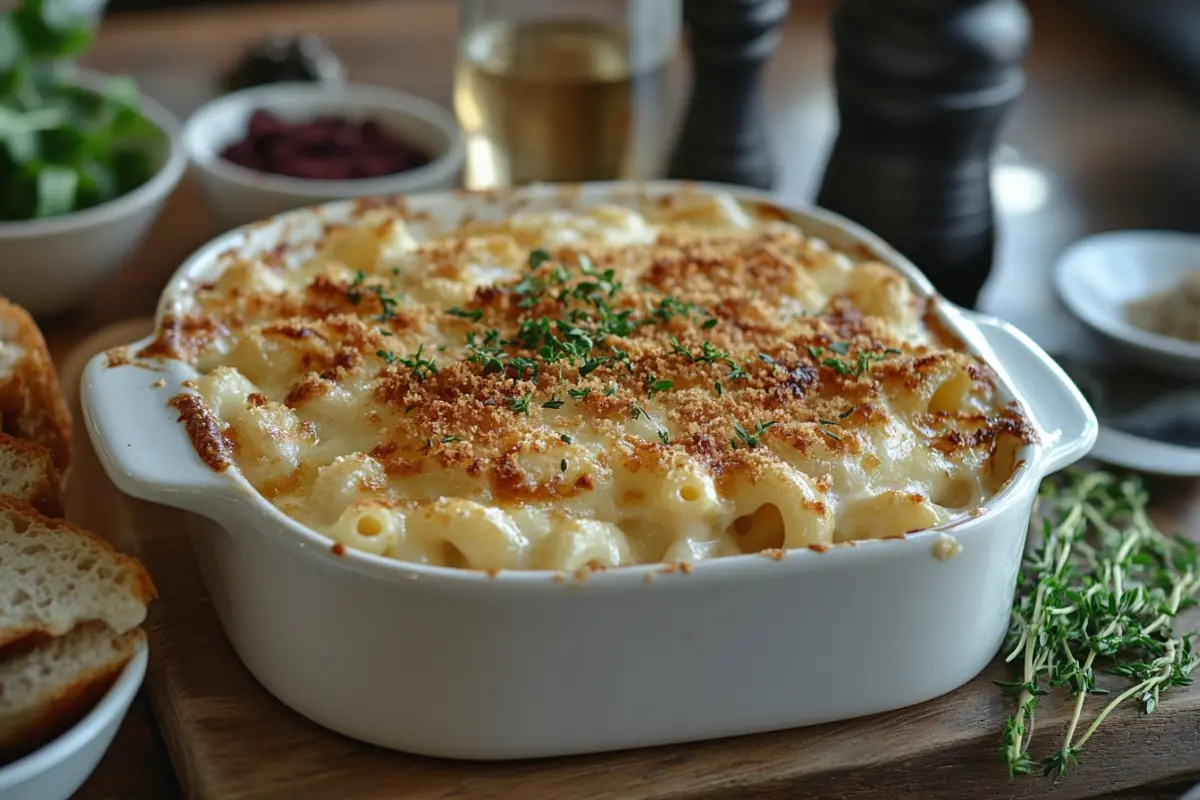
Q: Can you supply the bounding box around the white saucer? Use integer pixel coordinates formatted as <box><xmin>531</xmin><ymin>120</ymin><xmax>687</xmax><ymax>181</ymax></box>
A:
<box><xmin>1092</xmin><ymin>426</ymin><xmax>1200</xmax><ymax>478</ymax></box>
<box><xmin>1052</xmin><ymin>353</ymin><xmax>1200</xmax><ymax>477</ymax></box>
<box><xmin>1054</xmin><ymin>230</ymin><xmax>1200</xmax><ymax>380</ymax></box>
<box><xmin>0</xmin><ymin>641</ymin><xmax>147</xmax><ymax>800</ymax></box>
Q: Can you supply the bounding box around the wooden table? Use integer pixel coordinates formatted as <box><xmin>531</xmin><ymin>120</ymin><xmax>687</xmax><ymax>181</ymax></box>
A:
<box><xmin>56</xmin><ymin>0</ymin><xmax>1200</xmax><ymax>797</ymax></box>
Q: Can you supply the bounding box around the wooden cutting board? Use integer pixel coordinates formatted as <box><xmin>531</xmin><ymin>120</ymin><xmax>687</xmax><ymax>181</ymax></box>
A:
<box><xmin>60</xmin><ymin>321</ymin><xmax>1200</xmax><ymax>800</ymax></box>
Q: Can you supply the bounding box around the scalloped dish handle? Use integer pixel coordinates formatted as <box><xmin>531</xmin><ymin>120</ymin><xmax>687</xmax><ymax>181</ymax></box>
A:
<box><xmin>81</xmin><ymin>346</ymin><xmax>242</xmax><ymax>518</ymax></box>
<box><xmin>970</xmin><ymin>315</ymin><xmax>1099</xmax><ymax>475</ymax></box>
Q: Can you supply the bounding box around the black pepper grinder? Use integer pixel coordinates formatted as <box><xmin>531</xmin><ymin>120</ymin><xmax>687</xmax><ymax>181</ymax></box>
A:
<box><xmin>667</xmin><ymin>0</ymin><xmax>790</xmax><ymax>190</ymax></box>
<box><xmin>815</xmin><ymin>0</ymin><xmax>1031</xmax><ymax>309</ymax></box>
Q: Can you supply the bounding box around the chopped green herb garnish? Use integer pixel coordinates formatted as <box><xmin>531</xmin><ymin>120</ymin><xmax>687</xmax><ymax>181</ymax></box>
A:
<box><xmin>651</xmin><ymin>296</ymin><xmax>707</xmax><ymax>325</ymax></box>
<box><xmin>560</xmin><ymin>433</ymin><xmax>573</xmax><ymax>444</ymax></box>
<box><xmin>513</xmin><ymin>272</ymin><xmax>545</xmax><ymax>305</ymax></box>
<box><xmin>815</xmin><ymin>415</ymin><xmax>843</xmax><ymax>440</ymax></box>
<box><xmin>715</xmin><ymin>381</ymin><xmax>724</xmax><ymax>396</ymax></box>
<box><xmin>702</xmin><ymin>318</ymin><xmax>718</xmax><ymax>330</ymax></box>
<box><xmin>648</xmin><ymin>378</ymin><xmax>673</xmax><ymax>398</ymax></box>
<box><xmin>610</xmin><ymin>347</ymin><xmax>633</xmax><ymax>372</ymax></box>
<box><xmin>465</xmin><ymin>329</ymin><xmax>507</xmax><ymax>375</ymax></box>
<box><xmin>347</xmin><ymin>271</ymin><xmax>366</xmax><ymax>304</ymax></box>
<box><xmin>376</xmin><ymin>349</ymin><xmax>397</xmax><ymax>364</ymax></box>
<box><xmin>822</xmin><ymin>357</ymin><xmax>852</xmax><ymax>376</ymax></box>
<box><xmin>758</xmin><ymin>353</ymin><xmax>776</xmax><ymax>365</ymax></box>
<box><xmin>541</xmin><ymin>398</ymin><xmax>565</xmax><ymax>410</ymax></box>
<box><xmin>829</xmin><ymin>341</ymin><xmax>850</xmax><ymax>355</ymax></box>
<box><xmin>528</xmin><ymin>248</ymin><xmax>551</xmax><ymax>269</ymax></box>
<box><xmin>821</xmin><ymin>348</ymin><xmax>898</xmax><ymax>379</ymax></box>
<box><xmin>630</xmin><ymin>402</ymin><xmax>647</xmax><ymax>420</ymax></box>
<box><xmin>396</xmin><ymin>343</ymin><xmax>438</xmax><ymax>382</ymax></box>
<box><xmin>507</xmin><ymin>355</ymin><xmax>539</xmax><ymax>381</ymax></box>
<box><xmin>509</xmin><ymin>392</ymin><xmax>533</xmax><ymax>415</ymax></box>
<box><xmin>657</xmin><ymin>430</ymin><xmax>671</xmax><ymax>446</ymax></box>
<box><xmin>731</xmin><ymin>420</ymin><xmax>776</xmax><ymax>449</ymax></box>
<box><xmin>695</xmin><ymin>341</ymin><xmax>731</xmax><ymax>366</ymax></box>
<box><xmin>371</xmin><ymin>284</ymin><xmax>399</xmax><ymax>320</ymax></box>
<box><xmin>670</xmin><ymin>335</ymin><xmax>693</xmax><ymax>360</ymax></box>
<box><xmin>807</xmin><ymin>345</ymin><xmax>824</xmax><ymax>359</ymax></box>
<box><xmin>854</xmin><ymin>351</ymin><xmax>883</xmax><ymax>376</ymax></box>
<box><xmin>688</xmin><ymin>341</ymin><xmax>749</xmax><ymax>382</ymax></box>
<box><xmin>448</xmin><ymin>306</ymin><xmax>483</xmax><ymax>322</ymax></box>
<box><xmin>567</xmin><ymin>387</ymin><xmax>591</xmax><ymax>401</ymax></box>
<box><xmin>579</xmin><ymin>357</ymin><xmax>607</xmax><ymax>377</ymax></box>
<box><xmin>440</xmin><ymin>435</ymin><xmax>462</xmax><ymax>444</ymax></box>
<box><xmin>560</xmin><ymin>458</ymin><xmax>568</xmax><ymax>473</ymax></box>
<box><xmin>839</xmin><ymin>405</ymin><xmax>858</xmax><ymax>419</ymax></box>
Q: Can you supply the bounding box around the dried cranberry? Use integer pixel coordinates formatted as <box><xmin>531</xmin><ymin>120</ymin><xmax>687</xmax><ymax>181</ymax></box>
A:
<box><xmin>217</xmin><ymin>108</ymin><xmax>430</xmax><ymax>181</ymax></box>
<box><xmin>246</xmin><ymin>109</ymin><xmax>288</xmax><ymax>139</ymax></box>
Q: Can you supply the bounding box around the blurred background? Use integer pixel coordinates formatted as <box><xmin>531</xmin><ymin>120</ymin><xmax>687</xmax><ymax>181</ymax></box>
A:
<box><xmin>74</xmin><ymin>0</ymin><xmax>1200</xmax><ymax>343</ymax></box>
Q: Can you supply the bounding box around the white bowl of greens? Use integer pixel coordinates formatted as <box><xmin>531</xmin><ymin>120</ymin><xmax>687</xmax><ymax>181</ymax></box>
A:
<box><xmin>0</xmin><ymin>5</ymin><xmax>186</xmax><ymax>317</ymax></box>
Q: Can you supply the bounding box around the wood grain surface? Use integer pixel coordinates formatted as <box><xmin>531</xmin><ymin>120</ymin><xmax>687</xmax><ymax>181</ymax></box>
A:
<box><xmin>36</xmin><ymin>0</ymin><xmax>1200</xmax><ymax>797</ymax></box>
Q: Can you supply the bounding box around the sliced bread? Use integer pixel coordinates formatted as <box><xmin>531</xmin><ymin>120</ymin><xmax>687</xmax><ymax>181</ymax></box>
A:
<box><xmin>0</xmin><ymin>497</ymin><xmax>156</xmax><ymax>653</ymax></box>
<box><xmin>0</xmin><ymin>433</ymin><xmax>63</xmax><ymax>517</ymax></box>
<box><xmin>0</xmin><ymin>297</ymin><xmax>73</xmax><ymax>475</ymax></box>
<box><xmin>0</xmin><ymin>622</ymin><xmax>142</xmax><ymax>760</ymax></box>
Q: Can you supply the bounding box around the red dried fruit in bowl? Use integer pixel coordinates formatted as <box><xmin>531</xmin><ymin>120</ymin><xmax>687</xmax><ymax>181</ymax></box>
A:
<box><xmin>246</xmin><ymin>109</ymin><xmax>289</xmax><ymax>139</ymax></box>
<box><xmin>218</xmin><ymin>109</ymin><xmax>430</xmax><ymax>181</ymax></box>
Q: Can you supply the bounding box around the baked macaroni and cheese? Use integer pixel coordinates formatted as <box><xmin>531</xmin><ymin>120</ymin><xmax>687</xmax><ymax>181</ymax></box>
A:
<box><xmin>144</xmin><ymin>189</ymin><xmax>1034</xmax><ymax>572</ymax></box>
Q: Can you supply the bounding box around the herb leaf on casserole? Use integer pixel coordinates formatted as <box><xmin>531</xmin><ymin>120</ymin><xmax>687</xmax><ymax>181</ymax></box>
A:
<box><xmin>396</xmin><ymin>343</ymin><xmax>438</xmax><ymax>382</ymax></box>
<box><xmin>509</xmin><ymin>392</ymin><xmax>532</xmax><ymax>415</ymax></box>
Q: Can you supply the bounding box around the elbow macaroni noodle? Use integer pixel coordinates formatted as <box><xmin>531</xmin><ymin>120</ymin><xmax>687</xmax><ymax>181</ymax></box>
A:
<box><xmin>150</xmin><ymin>189</ymin><xmax>1035</xmax><ymax>572</ymax></box>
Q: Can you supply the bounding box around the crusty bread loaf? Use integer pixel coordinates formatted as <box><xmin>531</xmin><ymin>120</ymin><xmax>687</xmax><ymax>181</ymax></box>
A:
<box><xmin>0</xmin><ymin>297</ymin><xmax>73</xmax><ymax>475</ymax></box>
<box><xmin>0</xmin><ymin>497</ymin><xmax>156</xmax><ymax>652</ymax></box>
<box><xmin>0</xmin><ymin>433</ymin><xmax>63</xmax><ymax>517</ymax></box>
<box><xmin>0</xmin><ymin>623</ymin><xmax>142</xmax><ymax>760</ymax></box>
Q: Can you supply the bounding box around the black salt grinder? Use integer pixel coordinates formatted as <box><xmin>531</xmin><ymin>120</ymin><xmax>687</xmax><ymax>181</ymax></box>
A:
<box><xmin>816</xmin><ymin>0</ymin><xmax>1031</xmax><ymax>308</ymax></box>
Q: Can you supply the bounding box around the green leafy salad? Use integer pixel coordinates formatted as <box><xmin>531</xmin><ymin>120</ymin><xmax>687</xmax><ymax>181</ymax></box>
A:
<box><xmin>0</xmin><ymin>0</ymin><xmax>164</xmax><ymax>222</ymax></box>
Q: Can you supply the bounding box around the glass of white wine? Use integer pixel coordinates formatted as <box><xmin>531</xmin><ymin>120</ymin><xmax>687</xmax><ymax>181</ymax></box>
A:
<box><xmin>455</xmin><ymin>0</ymin><xmax>681</xmax><ymax>190</ymax></box>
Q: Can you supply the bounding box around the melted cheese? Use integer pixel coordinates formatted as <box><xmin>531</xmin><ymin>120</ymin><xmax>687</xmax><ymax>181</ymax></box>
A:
<box><xmin>148</xmin><ymin>190</ymin><xmax>1035</xmax><ymax>571</ymax></box>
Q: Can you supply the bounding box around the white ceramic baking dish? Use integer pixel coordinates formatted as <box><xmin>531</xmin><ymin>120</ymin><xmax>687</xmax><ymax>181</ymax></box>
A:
<box><xmin>81</xmin><ymin>182</ymin><xmax>1097</xmax><ymax>760</ymax></box>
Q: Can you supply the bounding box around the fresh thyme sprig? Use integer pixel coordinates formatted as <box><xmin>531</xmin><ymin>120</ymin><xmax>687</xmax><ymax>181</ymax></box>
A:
<box><xmin>999</xmin><ymin>470</ymin><xmax>1200</xmax><ymax>779</ymax></box>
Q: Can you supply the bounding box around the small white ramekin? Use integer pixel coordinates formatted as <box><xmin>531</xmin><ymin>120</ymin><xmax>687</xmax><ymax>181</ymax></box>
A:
<box><xmin>182</xmin><ymin>82</ymin><xmax>464</xmax><ymax>231</ymax></box>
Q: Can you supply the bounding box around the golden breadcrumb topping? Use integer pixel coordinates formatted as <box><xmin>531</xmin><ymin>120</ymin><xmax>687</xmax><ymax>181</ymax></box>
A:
<box><xmin>142</xmin><ymin>190</ymin><xmax>1035</xmax><ymax>570</ymax></box>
